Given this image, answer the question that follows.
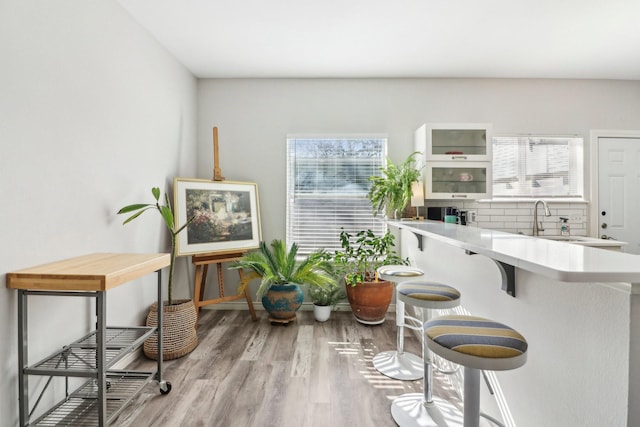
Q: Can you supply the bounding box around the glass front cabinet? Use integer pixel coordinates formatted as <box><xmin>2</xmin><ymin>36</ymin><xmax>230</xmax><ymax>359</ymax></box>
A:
<box><xmin>426</xmin><ymin>162</ymin><xmax>491</xmax><ymax>199</ymax></box>
<box><xmin>415</xmin><ymin>123</ymin><xmax>493</xmax><ymax>162</ymax></box>
<box><xmin>415</xmin><ymin>123</ymin><xmax>493</xmax><ymax>200</ymax></box>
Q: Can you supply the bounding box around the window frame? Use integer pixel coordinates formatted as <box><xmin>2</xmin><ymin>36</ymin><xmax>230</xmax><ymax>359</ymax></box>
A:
<box><xmin>285</xmin><ymin>134</ymin><xmax>388</xmax><ymax>255</ymax></box>
<box><xmin>490</xmin><ymin>135</ymin><xmax>585</xmax><ymax>201</ymax></box>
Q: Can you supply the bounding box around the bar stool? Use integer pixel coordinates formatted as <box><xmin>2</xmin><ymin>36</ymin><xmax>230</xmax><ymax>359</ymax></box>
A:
<box><xmin>424</xmin><ymin>315</ymin><xmax>528</xmax><ymax>427</ymax></box>
<box><xmin>390</xmin><ymin>283</ymin><xmax>462</xmax><ymax>426</ymax></box>
<box><xmin>373</xmin><ymin>265</ymin><xmax>426</xmax><ymax>380</ymax></box>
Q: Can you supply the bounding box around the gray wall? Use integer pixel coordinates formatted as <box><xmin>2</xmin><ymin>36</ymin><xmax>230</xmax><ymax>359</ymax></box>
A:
<box><xmin>0</xmin><ymin>1</ymin><xmax>197</xmax><ymax>425</ymax></box>
<box><xmin>196</xmin><ymin>78</ymin><xmax>640</xmax><ymax>297</ymax></box>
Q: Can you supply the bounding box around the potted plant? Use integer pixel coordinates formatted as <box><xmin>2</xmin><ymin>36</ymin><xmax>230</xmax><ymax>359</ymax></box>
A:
<box><xmin>229</xmin><ymin>239</ymin><xmax>335</xmax><ymax>324</ymax></box>
<box><xmin>118</xmin><ymin>187</ymin><xmax>198</xmax><ymax>360</ymax></box>
<box><xmin>308</xmin><ymin>281</ymin><xmax>346</xmax><ymax>322</ymax></box>
<box><xmin>328</xmin><ymin>229</ymin><xmax>409</xmax><ymax>324</ymax></box>
<box><xmin>368</xmin><ymin>152</ymin><xmax>422</xmax><ymax>219</ymax></box>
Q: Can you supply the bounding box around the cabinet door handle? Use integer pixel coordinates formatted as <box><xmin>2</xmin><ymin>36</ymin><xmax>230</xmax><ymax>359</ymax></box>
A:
<box><xmin>451</xmin><ymin>155</ymin><xmax>468</xmax><ymax>160</ymax></box>
<box><xmin>452</xmin><ymin>194</ymin><xmax>468</xmax><ymax>198</ymax></box>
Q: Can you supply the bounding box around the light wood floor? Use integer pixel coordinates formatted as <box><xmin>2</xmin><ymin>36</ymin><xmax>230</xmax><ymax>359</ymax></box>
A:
<box><xmin>113</xmin><ymin>309</ymin><xmax>462</xmax><ymax>427</ymax></box>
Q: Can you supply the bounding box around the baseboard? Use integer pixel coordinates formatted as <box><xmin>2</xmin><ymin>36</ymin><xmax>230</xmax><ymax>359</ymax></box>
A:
<box><xmin>111</xmin><ymin>348</ymin><xmax>142</xmax><ymax>370</ymax></box>
<box><xmin>200</xmin><ymin>301</ymin><xmax>397</xmax><ymax>312</ymax></box>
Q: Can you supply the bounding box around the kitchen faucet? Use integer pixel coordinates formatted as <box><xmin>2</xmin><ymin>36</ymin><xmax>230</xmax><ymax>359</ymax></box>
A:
<box><xmin>532</xmin><ymin>200</ymin><xmax>551</xmax><ymax>236</ymax></box>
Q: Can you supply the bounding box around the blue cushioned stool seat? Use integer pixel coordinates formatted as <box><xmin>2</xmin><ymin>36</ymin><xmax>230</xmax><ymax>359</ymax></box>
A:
<box><xmin>397</xmin><ymin>282</ymin><xmax>461</xmax><ymax>309</ymax></box>
<box><xmin>425</xmin><ymin>315</ymin><xmax>527</xmax><ymax>371</ymax></box>
<box><xmin>424</xmin><ymin>315</ymin><xmax>528</xmax><ymax>427</ymax></box>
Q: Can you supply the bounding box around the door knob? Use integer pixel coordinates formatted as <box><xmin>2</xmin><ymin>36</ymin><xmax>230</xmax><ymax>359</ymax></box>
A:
<box><xmin>601</xmin><ymin>223</ymin><xmax>607</xmax><ymax>229</ymax></box>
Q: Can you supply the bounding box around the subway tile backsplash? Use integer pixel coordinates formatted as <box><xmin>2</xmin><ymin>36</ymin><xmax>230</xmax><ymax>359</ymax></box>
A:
<box><xmin>424</xmin><ymin>200</ymin><xmax>588</xmax><ymax>236</ymax></box>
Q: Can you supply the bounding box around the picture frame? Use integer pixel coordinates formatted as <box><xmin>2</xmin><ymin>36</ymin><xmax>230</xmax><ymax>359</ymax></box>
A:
<box><xmin>174</xmin><ymin>178</ymin><xmax>262</xmax><ymax>256</ymax></box>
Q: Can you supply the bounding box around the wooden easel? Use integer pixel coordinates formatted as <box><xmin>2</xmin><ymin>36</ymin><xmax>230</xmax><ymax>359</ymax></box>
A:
<box><xmin>212</xmin><ymin>127</ymin><xmax>224</xmax><ymax>182</ymax></box>
<box><xmin>192</xmin><ymin>251</ymin><xmax>257</xmax><ymax>321</ymax></box>
<box><xmin>190</xmin><ymin>127</ymin><xmax>257</xmax><ymax>321</ymax></box>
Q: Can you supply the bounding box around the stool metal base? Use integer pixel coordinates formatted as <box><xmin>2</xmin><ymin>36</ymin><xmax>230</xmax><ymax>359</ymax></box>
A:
<box><xmin>373</xmin><ymin>350</ymin><xmax>423</xmax><ymax>380</ymax></box>
<box><xmin>391</xmin><ymin>394</ymin><xmax>463</xmax><ymax>427</ymax></box>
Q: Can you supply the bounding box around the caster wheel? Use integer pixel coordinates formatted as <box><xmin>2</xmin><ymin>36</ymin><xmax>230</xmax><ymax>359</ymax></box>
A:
<box><xmin>159</xmin><ymin>381</ymin><xmax>172</xmax><ymax>395</ymax></box>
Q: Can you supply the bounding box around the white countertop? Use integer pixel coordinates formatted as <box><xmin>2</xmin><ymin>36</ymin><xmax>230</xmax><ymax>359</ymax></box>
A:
<box><xmin>388</xmin><ymin>220</ymin><xmax>640</xmax><ymax>283</ymax></box>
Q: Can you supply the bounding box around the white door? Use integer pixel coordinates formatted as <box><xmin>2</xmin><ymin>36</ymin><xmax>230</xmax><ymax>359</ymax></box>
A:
<box><xmin>598</xmin><ymin>137</ymin><xmax>640</xmax><ymax>254</ymax></box>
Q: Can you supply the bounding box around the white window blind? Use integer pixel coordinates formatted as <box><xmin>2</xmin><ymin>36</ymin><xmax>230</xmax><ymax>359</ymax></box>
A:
<box><xmin>492</xmin><ymin>136</ymin><xmax>583</xmax><ymax>198</ymax></box>
<box><xmin>286</xmin><ymin>137</ymin><xmax>386</xmax><ymax>255</ymax></box>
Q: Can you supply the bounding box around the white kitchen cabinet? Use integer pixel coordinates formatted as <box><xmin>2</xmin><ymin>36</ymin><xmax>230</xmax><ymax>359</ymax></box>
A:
<box><xmin>415</xmin><ymin>123</ymin><xmax>493</xmax><ymax>200</ymax></box>
<box><xmin>425</xmin><ymin>162</ymin><xmax>491</xmax><ymax>199</ymax></box>
<box><xmin>415</xmin><ymin>123</ymin><xmax>493</xmax><ymax>162</ymax></box>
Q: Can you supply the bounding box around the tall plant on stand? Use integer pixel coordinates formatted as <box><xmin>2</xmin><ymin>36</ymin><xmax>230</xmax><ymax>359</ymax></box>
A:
<box><xmin>118</xmin><ymin>187</ymin><xmax>198</xmax><ymax>360</ymax></box>
<box><xmin>368</xmin><ymin>152</ymin><xmax>422</xmax><ymax>219</ymax></box>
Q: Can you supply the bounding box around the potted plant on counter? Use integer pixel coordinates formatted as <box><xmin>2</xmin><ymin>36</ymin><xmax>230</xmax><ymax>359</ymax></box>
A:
<box><xmin>118</xmin><ymin>187</ymin><xmax>198</xmax><ymax>360</ymax></box>
<box><xmin>327</xmin><ymin>229</ymin><xmax>409</xmax><ymax>325</ymax></box>
<box><xmin>229</xmin><ymin>239</ymin><xmax>335</xmax><ymax>324</ymax></box>
<box><xmin>368</xmin><ymin>152</ymin><xmax>422</xmax><ymax>219</ymax></box>
<box><xmin>308</xmin><ymin>281</ymin><xmax>346</xmax><ymax>322</ymax></box>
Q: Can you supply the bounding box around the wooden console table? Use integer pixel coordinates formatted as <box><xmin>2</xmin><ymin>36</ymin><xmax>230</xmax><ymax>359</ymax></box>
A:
<box><xmin>192</xmin><ymin>252</ymin><xmax>257</xmax><ymax>320</ymax></box>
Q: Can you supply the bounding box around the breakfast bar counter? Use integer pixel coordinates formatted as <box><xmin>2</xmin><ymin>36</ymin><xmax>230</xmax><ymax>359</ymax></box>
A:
<box><xmin>388</xmin><ymin>220</ymin><xmax>640</xmax><ymax>285</ymax></box>
<box><xmin>387</xmin><ymin>220</ymin><xmax>640</xmax><ymax>427</ymax></box>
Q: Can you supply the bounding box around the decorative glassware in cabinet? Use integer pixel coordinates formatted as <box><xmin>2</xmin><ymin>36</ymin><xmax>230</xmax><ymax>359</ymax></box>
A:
<box><xmin>417</xmin><ymin>123</ymin><xmax>493</xmax><ymax>162</ymax></box>
<box><xmin>425</xmin><ymin>162</ymin><xmax>492</xmax><ymax>199</ymax></box>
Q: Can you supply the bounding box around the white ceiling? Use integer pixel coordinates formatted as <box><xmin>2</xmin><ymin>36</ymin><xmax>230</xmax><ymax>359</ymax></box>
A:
<box><xmin>117</xmin><ymin>0</ymin><xmax>640</xmax><ymax>80</ymax></box>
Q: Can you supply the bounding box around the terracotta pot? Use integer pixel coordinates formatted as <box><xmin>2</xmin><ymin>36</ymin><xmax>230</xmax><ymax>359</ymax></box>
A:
<box><xmin>345</xmin><ymin>279</ymin><xmax>393</xmax><ymax>325</ymax></box>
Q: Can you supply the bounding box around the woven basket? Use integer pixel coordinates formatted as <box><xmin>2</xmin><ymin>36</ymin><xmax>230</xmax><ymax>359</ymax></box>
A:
<box><xmin>143</xmin><ymin>299</ymin><xmax>198</xmax><ymax>360</ymax></box>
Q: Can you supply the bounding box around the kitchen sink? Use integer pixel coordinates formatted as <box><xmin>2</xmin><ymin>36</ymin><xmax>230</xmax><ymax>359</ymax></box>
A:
<box><xmin>538</xmin><ymin>236</ymin><xmax>595</xmax><ymax>243</ymax></box>
<box><xmin>537</xmin><ymin>235</ymin><xmax>627</xmax><ymax>250</ymax></box>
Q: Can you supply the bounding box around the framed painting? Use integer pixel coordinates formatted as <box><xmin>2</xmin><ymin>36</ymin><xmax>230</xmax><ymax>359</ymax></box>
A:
<box><xmin>174</xmin><ymin>178</ymin><xmax>262</xmax><ymax>256</ymax></box>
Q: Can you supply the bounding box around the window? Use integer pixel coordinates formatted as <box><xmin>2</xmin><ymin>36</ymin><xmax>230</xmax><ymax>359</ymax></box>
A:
<box><xmin>286</xmin><ymin>136</ymin><xmax>386</xmax><ymax>255</ymax></box>
<box><xmin>492</xmin><ymin>136</ymin><xmax>583</xmax><ymax>198</ymax></box>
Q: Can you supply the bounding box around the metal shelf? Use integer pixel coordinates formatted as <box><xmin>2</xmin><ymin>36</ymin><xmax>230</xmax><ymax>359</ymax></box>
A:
<box><xmin>31</xmin><ymin>371</ymin><xmax>154</xmax><ymax>426</ymax></box>
<box><xmin>25</xmin><ymin>327</ymin><xmax>155</xmax><ymax>377</ymax></box>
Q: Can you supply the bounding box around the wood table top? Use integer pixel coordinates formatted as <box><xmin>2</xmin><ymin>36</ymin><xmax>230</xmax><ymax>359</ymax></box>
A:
<box><xmin>6</xmin><ymin>253</ymin><xmax>170</xmax><ymax>292</ymax></box>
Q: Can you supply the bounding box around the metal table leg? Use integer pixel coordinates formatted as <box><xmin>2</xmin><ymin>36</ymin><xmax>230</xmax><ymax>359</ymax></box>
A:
<box><xmin>96</xmin><ymin>291</ymin><xmax>107</xmax><ymax>426</ymax></box>
<box><xmin>157</xmin><ymin>269</ymin><xmax>163</xmax><ymax>383</ymax></box>
<box><xmin>156</xmin><ymin>269</ymin><xmax>171</xmax><ymax>394</ymax></box>
<box><xmin>17</xmin><ymin>289</ymin><xmax>28</xmax><ymax>427</ymax></box>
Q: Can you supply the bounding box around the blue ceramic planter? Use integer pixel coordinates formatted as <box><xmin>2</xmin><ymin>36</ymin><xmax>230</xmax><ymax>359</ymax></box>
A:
<box><xmin>261</xmin><ymin>284</ymin><xmax>304</xmax><ymax>320</ymax></box>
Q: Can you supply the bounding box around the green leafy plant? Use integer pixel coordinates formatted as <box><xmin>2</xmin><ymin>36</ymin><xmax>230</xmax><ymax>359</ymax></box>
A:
<box><xmin>308</xmin><ymin>281</ymin><xmax>346</xmax><ymax>307</ymax></box>
<box><xmin>229</xmin><ymin>239</ymin><xmax>335</xmax><ymax>298</ymax></box>
<box><xmin>117</xmin><ymin>187</ymin><xmax>193</xmax><ymax>306</ymax></box>
<box><xmin>327</xmin><ymin>229</ymin><xmax>409</xmax><ymax>287</ymax></box>
<box><xmin>368</xmin><ymin>152</ymin><xmax>422</xmax><ymax>218</ymax></box>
